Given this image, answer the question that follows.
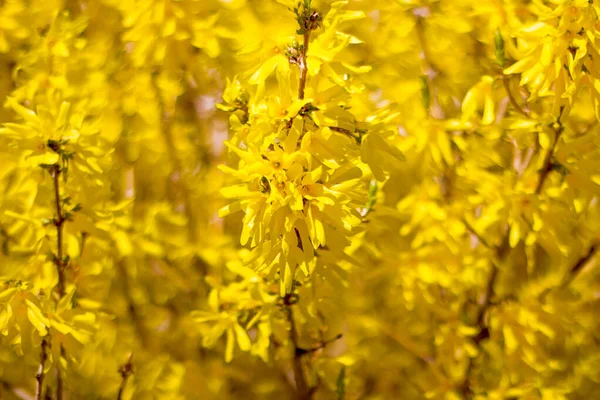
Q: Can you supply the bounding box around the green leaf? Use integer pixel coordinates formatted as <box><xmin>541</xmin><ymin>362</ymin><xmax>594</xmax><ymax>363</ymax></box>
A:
<box><xmin>420</xmin><ymin>76</ymin><xmax>430</xmax><ymax>111</ymax></box>
<box><xmin>495</xmin><ymin>28</ymin><xmax>505</xmax><ymax>68</ymax></box>
<box><xmin>336</xmin><ymin>366</ymin><xmax>346</xmax><ymax>400</ymax></box>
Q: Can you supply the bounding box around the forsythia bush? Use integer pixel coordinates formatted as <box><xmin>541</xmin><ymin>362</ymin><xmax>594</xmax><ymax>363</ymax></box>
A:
<box><xmin>0</xmin><ymin>0</ymin><xmax>599</xmax><ymax>399</ymax></box>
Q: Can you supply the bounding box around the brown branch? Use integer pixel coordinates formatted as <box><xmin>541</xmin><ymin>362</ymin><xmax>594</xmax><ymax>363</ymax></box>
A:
<box><xmin>150</xmin><ymin>72</ymin><xmax>209</xmax><ymax>282</ymax></box>
<box><xmin>35</xmin><ymin>338</ymin><xmax>49</xmax><ymax>400</ymax></box>
<box><xmin>149</xmin><ymin>72</ymin><xmax>182</xmax><ymax>213</ymax></box>
<box><xmin>117</xmin><ymin>354</ymin><xmax>134</xmax><ymax>400</ymax></box>
<box><xmin>281</xmin><ymin>6</ymin><xmax>323</xmax><ymax>398</ymax></box>
<box><xmin>474</xmin><ymin>267</ymin><xmax>499</xmax><ymax>343</ymax></box>
<box><xmin>459</xmin><ymin>234</ymin><xmax>510</xmax><ymax>398</ymax></box>
<box><xmin>535</xmin><ymin>106</ymin><xmax>565</xmax><ymax>194</ymax></box>
<box><xmin>1</xmin><ymin>381</ymin><xmax>34</xmax><ymax>400</ymax></box>
<box><xmin>537</xmin><ymin>243</ymin><xmax>599</xmax><ymax>302</ymax></box>
<box><xmin>561</xmin><ymin>244</ymin><xmax>598</xmax><ymax>288</ymax></box>
<box><xmin>502</xmin><ymin>77</ymin><xmax>530</xmax><ymax>118</ymax></box>
<box><xmin>117</xmin><ymin>261</ymin><xmax>148</xmax><ymax>348</ymax></box>
<box><xmin>461</xmin><ymin>106</ymin><xmax>564</xmax><ymax>397</ymax></box>
<box><xmin>286</xmin><ymin>306</ymin><xmax>311</xmax><ymax>400</ymax></box>
<box><xmin>459</xmin><ymin>274</ymin><xmax>497</xmax><ymax>398</ymax></box>
<box><xmin>50</xmin><ymin>165</ymin><xmax>67</xmax><ymax>400</ymax></box>
<box><xmin>329</xmin><ymin>127</ymin><xmax>361</xmax><ymax>144</ymax></box>
<box><xmin>0</xmin><ymin>226</ymin><xmax>15</xmax><ymax>256</ymax></box>
<box><xmin>462</xmin><ymin>218</ymin><xmax>493</xmax><ymax>249</ymax></box>
<box><xmin>52</xmin><ymin>165</ymin><xmax>66</xmax><ymax>298</ymax></box>
<box><xmin>378</xmin><ymin>321</ymin><xmax>448</xmax><ymax>385</ymax></box>
<box><xmin>298</xmin><ymin>32</ymin><xmax>310</xmax><ymax>100</ymax></box>
<box><xmin>56</xmin><ymin>363</ymin><xmax>64</xmax><ymax>400</ymax></box>
<box><xmin>296</xmin><ymin>333</ymin><xmax>342</xmax><ymax>356</ymax></box>
<box><xmin>292</xmin><ymin>1</ymin><xmax>321</xmax><ymax>101</ymax></box>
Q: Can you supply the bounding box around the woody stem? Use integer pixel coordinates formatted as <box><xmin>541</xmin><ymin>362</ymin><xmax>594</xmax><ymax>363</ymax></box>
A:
<box><xmin>298</xmin><ymin>32</ymin><xmax>310</xmax><ymax>100</ymax></box>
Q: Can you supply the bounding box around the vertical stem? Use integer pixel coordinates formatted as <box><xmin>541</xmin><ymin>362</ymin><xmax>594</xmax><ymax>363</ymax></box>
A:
<box><xmin>289</xmin><ymin>8</ymin><xmax>315</xmax><ymax>397</ymax></box>
<box><xmin>298</xmin><ymin>33</ymin><xmax>310</xmax><ymax>101</ymax></box>
<box><xmin>535</xmin><ymin>106</ymin><xmax>564</xmax><ymax>194</ymax></box>
<box><xmin>502</xmin><ymin>78</ymin><xmax>530</xmax><ymax>118</ymax></box>
<box><xmin>51</xmin><ymin>165</ymin><xmax>66</xmax><ymax>400</ymax></box>
<box><xmin>561</xmin><ymin>244</ymin><xmax>598</xmax><ymax>288</ymax></box>
<box><xmin>150</xmin><ymin>72</ymin><xmax>203</xmax><ymax>260</ymax></box>
<box><xmin>117</xmin><ymin>261</ymin><xmax>148</xmax><ymax>347</ymax></box>
<box><xmin>52</xmin><ymin>166</ymin><xmax>66</xmax><ymax>298</ymax></box>
<box><xmin>459</xmin><ymin>235</ymin><xmax>509</xmax><ymax>397</ymax></box>
<box><xmin>117</xmin><ymin>354</ymin><xmax>134</xmax><ymax>400</ymax></box>
<box><xmin>286</xmin><ymin>3</ymin><xmax>318</xmax><ymax>398</ymax></box>
<box><xmin>460</xmin><ymin>108</ymin><xmax>563</xmax><ymax>395</ymax></box>
<box><xmin>35</xmin><ymin>338</ymin><xmax>49</xmax><ymax>400</ymax></box>
<box><xmin>286</xmin><ymin>307</ymin><xmax>311</xmax><ymax>400</ymax></box>
<box><xmin>150</xmin><ymin>72</ymin><xmax>212</xmax><ymax>306</ymax></box>
<box><xmin>56</xmin><ymin>369</ymin><xmax>64</xmax><ymax>400</ymax></box>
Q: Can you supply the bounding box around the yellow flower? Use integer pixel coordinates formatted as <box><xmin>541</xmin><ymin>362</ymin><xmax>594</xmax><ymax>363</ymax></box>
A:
<box><xmin>504</xmin><ymin>1</ymin><xmax>599</xmax><ymax>110</ymax></box>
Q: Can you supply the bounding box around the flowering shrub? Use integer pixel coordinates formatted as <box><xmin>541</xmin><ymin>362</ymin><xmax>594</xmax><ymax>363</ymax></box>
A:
<box><xmin>0</xmin><ymin>0</ymin><xmax>599</xmax><ymax>399</ymax></box>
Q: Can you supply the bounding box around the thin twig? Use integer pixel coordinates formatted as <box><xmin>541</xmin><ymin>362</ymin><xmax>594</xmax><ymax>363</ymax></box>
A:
<box><xmin>296</xmin><ymin>334</ymin><xmax>343</xmax><ymax>356</ymax></box>
<box><xmin>56</xmin><ymin>364</ymin><xmax>64</xmax><ymax>400</ymax></box>
<box><xmin>378</xmin><ymin>321</ymin><xmax>448</xmax><ymax>385</ymax></box>
<box><xmin>52</xmin><ymin>165</ymin><xmax>66</xmax><ymax>298</ymax></box>
<box><xmin>50</xmin><ymin>165</ymin><xmax>67</xmax><ymax>400</ymax></box>
<box><xmin>462</xmin><ymin>218</ymin><xmax>493</xmax><ymax>249</ymax></box>
<box><xmin>35</xmin><ymin>338</ymin><xmax>49</xmax><ymax>400</ymax></box>
<box><xmin>459</xmin><ymin>234</ymin><xmax>510</xmax><ymax>397</ymax></box>
<box><xmin>149</xmin><ymin>72</ymin><xmax>187</xmax><ymax>228</ymax></box>
<box><xmin>286</xmin><ymin>306</ymin><xmax>311</xmax><ymax>400</ymax></box>
<box><xmin>281</xmin><ymin>4</ymin><xmax>322</xmax><ymax>398</ymax></box>
<box><xmin>461</xmin><ymin>105</ymin><xmax>564</xmax><ymax>396</ymax></box>
<box><xmin>329</xmin><ymin>127</ymin><xmax>361</xmax><ymax>144</ymax></box>
<box><xmin>1</xmin><ymin>382</ymin><xmax>34</xmax><ymax>400</ymax></box>
<box><xmin>502</xmin><ymin>77</ymin><xmax>530</xmax><ymax>118</ymax></box>
<box><xmin>561</xmin><ymin>243</ymin><xmax>598</xmax><ymax>288</ymax></box>
<box><xmin>117</xmin><ymin>261</ymin><xmax>148</xmax><ymax>347</ymax></box>
<box><xmin>149</xmin><ymin>71</ymin><xmax>209</xmax><ymax>281</ymax></box>
<box><xmin>536</xmin><ymin>243</ymin><xmax>598</xmax><ymax>302</ymax></box>
<box><xmin>298</xmin><ymin>32</ymin><xmax>310</xmax><ymax>100</ymax></box>
<box><xmin>117</xmin><ymin>354</ymin><xmax>134</xmax><ymax>400</ymax></box>
<box><xmin>535</xmin><ymin>106</ymin><xmax>565</xmax><ymax>194</ymax></box>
